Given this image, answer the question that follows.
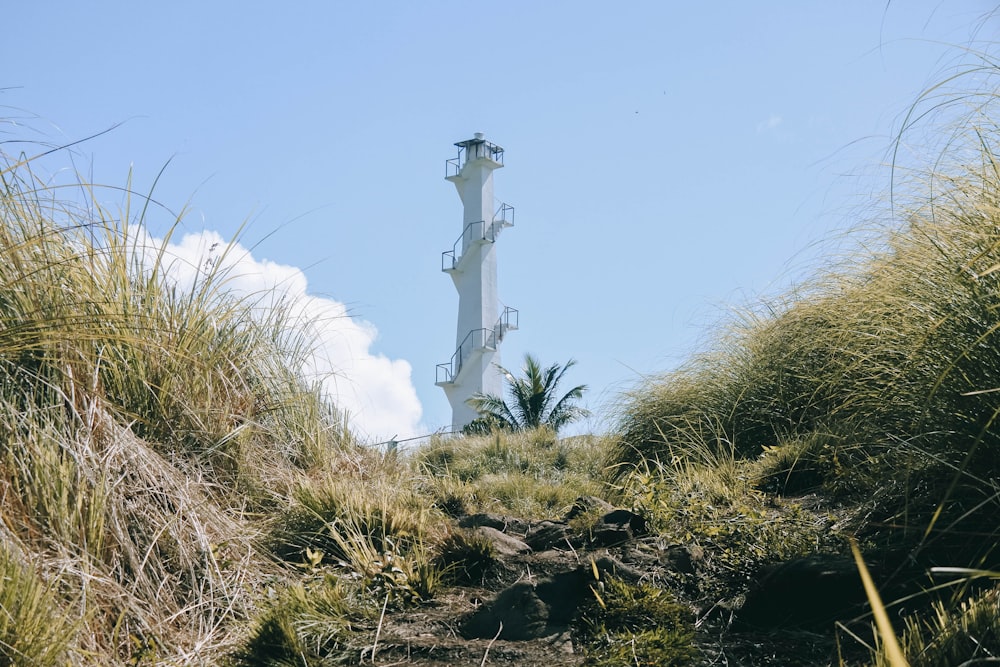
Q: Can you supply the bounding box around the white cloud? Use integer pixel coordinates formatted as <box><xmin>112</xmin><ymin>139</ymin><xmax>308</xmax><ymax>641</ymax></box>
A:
<box><xmin>756</xmin><ymin>114</ymin><xmax>784</xmax><ymax>134</ymax></box>
<box><xmin>133</xmin><ymin>228</ymin><xmax>424</xmax><ymax>443</ymax></box>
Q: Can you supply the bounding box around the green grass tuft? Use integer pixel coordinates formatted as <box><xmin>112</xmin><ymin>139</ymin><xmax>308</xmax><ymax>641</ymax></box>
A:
<box><xmin>412</xmin><ymin>429</ymin><xmax>611</xmax><ymax>518</ymax></box>
<box><xmin>0</xmin><ymin>545</ymin><xmax>77</xmax><ymax>667</ymax></box>
<box><xmin>433</xmin><ymin>529</ymin><xmax>499</xmax><ymax>586</ymax></box>
<box><xmin>864</xmin><ymin>584</ymin><xmax>1000</xmax><ymax>667</ymax></box>
<box><xmin>576</xmin><ymin>577</ymin><xmax>698</xmax><ymax>666</ymax></box>
<box><xmin>234</xmin><ymin>575</ymin><xmax>372</xmax><ymax>667</ymax></box>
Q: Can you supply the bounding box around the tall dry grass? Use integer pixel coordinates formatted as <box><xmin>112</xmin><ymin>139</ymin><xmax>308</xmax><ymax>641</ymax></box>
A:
<box><xmin>612</xmin><ymin>47</ymin><xmax>1000</xmax><ymax>666</ymax></box>
<box><xmin>0</xmin><ymin>136</ymin><xmax>361</xmax><ymax>664</ymax></box>
<box><xmin>616</xmin><ymin>77</ymin><xmax>1000</xmax><ymax>536</ymax></box>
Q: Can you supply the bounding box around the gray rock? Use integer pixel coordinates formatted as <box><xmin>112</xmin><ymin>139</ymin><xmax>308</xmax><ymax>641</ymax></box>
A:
<box><xmin>458</xmin><ymin>513</ymin><xmax>530</xmax><ymax>535</ymax></box>
<box><xmin>461</xmin><ymin>568</ymin><xmax>592</xmax><ymax>640</ymax></box>
<box><xmin>474</xmin><ymin>526</ymin><xmax>531</xmax><ymax>556</ymax></box>
<box><xmin>563</xmin><ymin>495</ymin><xmax>614</xmax><ymax>522</ymax></box>
<box><xmin>592</xmin><ymin>554</ymin><xmax>645</xmax><ymax>583</ymax></box>
<box><xmin>524</xmin><ymin>520</ymin><xmax>571</xmax><ymax>551</ymax></box>
<box><xmin>590</xmin><ymin>508</ymin><xmax>648</xmax><ymax>546</ymax></box>
<box><xmin>661</xmin><ymin>544</ymin><xmax>702</xmax><ymax>574</ymax></box>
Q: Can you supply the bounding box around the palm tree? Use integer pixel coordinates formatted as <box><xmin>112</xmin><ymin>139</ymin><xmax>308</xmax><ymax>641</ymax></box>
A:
<box><xmin>464</xmin><ymin>353</ymin><xmax>589</xmax><ymax>435</ymax></box>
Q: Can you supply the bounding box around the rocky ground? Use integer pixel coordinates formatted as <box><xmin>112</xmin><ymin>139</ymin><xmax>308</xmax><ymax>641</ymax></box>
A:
<box><xmin>362</xmin><ymin>495</ymin><xmax>874</xmax><ymax>666</ymax></box>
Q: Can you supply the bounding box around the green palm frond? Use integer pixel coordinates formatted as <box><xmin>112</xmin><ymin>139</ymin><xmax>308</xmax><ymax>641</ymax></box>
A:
<box><xmin>464</xmin><ymin>354</ymin><xmax>589</xmax><ymax>435</ymax></box>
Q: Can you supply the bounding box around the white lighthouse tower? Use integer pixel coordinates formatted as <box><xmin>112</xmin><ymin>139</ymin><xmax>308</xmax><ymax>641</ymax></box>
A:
<box><xmin>436</xmin><ymin>133</ymin><xmax>518</xmax><ymax>431</ymax></box>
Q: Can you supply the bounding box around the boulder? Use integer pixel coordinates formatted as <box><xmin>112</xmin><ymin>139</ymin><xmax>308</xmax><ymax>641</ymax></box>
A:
<box><xmin>590</xmin><ymin>508</ymin><xmax>648</xmax><ymax>546</ymax></box>
<box><xmin>524</xmin><ymin>520</ymin><xmax>572</xmax><ymax>551</ymax></box>
<box><xmin>660</xmin><ymin>544</ymin><xmax>702</xmax><ymax>575</ymax></box>
<box><xmin>563</xmin><ymin>495</ymin><xmax>614</xmax><ymax>521</ymax></box>
<box><xmin>459</xmin><ymin>513</ymin><xmax>530</xmax><ymax>535</ymax></box>
<box><xmin>461</xmin><ymin>568</ymin><xmax>592</xmax><ymax>640</ymax></box>
<box><xmin>474</xmin><ymin>526</ymin><xmax>531</xmax><ymax>556</ymax></box>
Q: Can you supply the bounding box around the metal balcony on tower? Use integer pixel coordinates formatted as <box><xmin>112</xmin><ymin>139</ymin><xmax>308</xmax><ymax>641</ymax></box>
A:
<box><xmin>436</xmin><ymin>307</ymin><xmax>518</xmax><ymax>386</ymax></box>
<box><xmin>445</xmin><ymin>136</ymin><xmax>504</xmax><ymax>179</ymax></box>
<box><xmin>441</xmin><ymin>203</ymin><xmax>514</xmax><ymax>272</ymax></box>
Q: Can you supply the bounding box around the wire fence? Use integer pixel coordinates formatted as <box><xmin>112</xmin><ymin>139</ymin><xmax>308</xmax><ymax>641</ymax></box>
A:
<box><xmin>371</xmin><ymin>429</ymin><xmax>459</xmax><ymax>452</ymax></box>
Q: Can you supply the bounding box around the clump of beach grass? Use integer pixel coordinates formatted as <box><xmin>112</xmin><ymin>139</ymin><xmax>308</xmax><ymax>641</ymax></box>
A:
<box><xmin>412</xmin><ymin>427</ymin><xmax>612</xmax><ymax>518</ymax></box>
<box><xmin>611</xmin><ymin>46</ymin><xmax>1000</xmax><ymax>666</ymax></box>
<box><xmin>233</xmin><ymin>574</ymin><xmax>376</xmax><ymax>667</ymax></box>
<box><xmin>270</xmin><ymin>467</ymin><xmax>446</xmax><ymax>606</ymax></box>
<box><xmin>614</xmin><ymin>64</ymin><xmax>1000</xmax><ymax>560</ymax></box>
<box><xmin>865</xmin><ymin>582</ymin><xmax>1000</xmax><ymax>667</ymax></box>
<box><xmin>575</xmin><ymin>575</ymin><xmax>699</xmax><ymax>666</ymax></box>
<box><xmin>0</xmin><ymin>543</ymin><xmax>78</xmax><ymax>667</ymax></box>
<box><xmin>0</xmin><ymin>134</ymin><xmax>372</xmax><ymax>664</ymax></box>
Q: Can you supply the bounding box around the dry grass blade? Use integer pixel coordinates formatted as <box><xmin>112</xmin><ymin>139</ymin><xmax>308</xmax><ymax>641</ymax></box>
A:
<box><xmin>480</xmin><ymin>621</ymin><xmax>503</xmax><ymax>667</ymax></box>
<box><xmin>850</xmin><ymin>538</ymin><xmax>909</xmax><ymax>667</ymax></box>
<box><xmin>370</xmin><ymin>592</ymin><xmax>390</xmax><ymax>664</ymax></box>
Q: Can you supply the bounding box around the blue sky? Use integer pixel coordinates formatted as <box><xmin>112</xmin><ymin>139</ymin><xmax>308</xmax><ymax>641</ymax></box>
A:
<box><xmin>4</xmin><ymin>2</ymin><xmax>996</xmax><ymax>441</ymax></box>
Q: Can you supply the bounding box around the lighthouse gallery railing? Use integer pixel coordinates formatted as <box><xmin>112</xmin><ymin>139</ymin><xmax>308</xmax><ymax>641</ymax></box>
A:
<box><xmin>445</xmin><ymin>140</ymin><xmax>504</xmax><ymax>178</ymax></box>
<box><xmin>436</xmin><ymin>307</ymin><xmax>519</xmax><ymax>385</ymax></box>
<box><xmin>441</xmin><ymin>203</ymin><xmax>514</xmax><ymax>272</ymax></box>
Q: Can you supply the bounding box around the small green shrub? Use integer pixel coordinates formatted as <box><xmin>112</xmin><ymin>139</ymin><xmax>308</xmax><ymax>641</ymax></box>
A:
<box><xmin>235</xmin><ymin>576</ymin><xmax>371</xmax><ymax>666</ymax></box>
<box><xmin>332</xmin><ymin>529</ymin><xmax>441</xmax><ymax>607</ymax></box>
<box><xmin>583</xmin><ymin>628</ymin><xmax>699</xmax><ymax>667</ymax></box>
<box><xmin>0</xmin><ymin>545</ymin><xmax>77</xmax><ymax>667</ymax></box>
<box><xmin>271</xmin><ymin>478</ymin><xmax>442</xmax><ymax>606</ymax></box>
<box><xmin>752</xmin><ymin>432</ymin><xmax>843</xmax><ymax>495</ymax></box>
<box><xmin>430</xmin><ymin>480</ymin><xmax>469</xmax><ymax>518</ymax></box>
<box><xmin>433</xmin><ymin>529</ymin><xmax>498</xmax><ymax>586</ymax></box>
<box><xmin>415</xmin><ymin>436</ymin><xmax>457</xmax><ymax>474</ymax></box>
<box><xmin>272</xmin><ymin>478</ymin><xmax>429</xmax><ymax>565</ymax></box>
<box><xmin>412</xmin><ymin>430</ymin><xmax>611</xmax><ymax>518</ymax></box>
<box><xmin>576</xmin><ymin>577</ymin><xmax>698</xmax><ymax>666</ymax></box>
